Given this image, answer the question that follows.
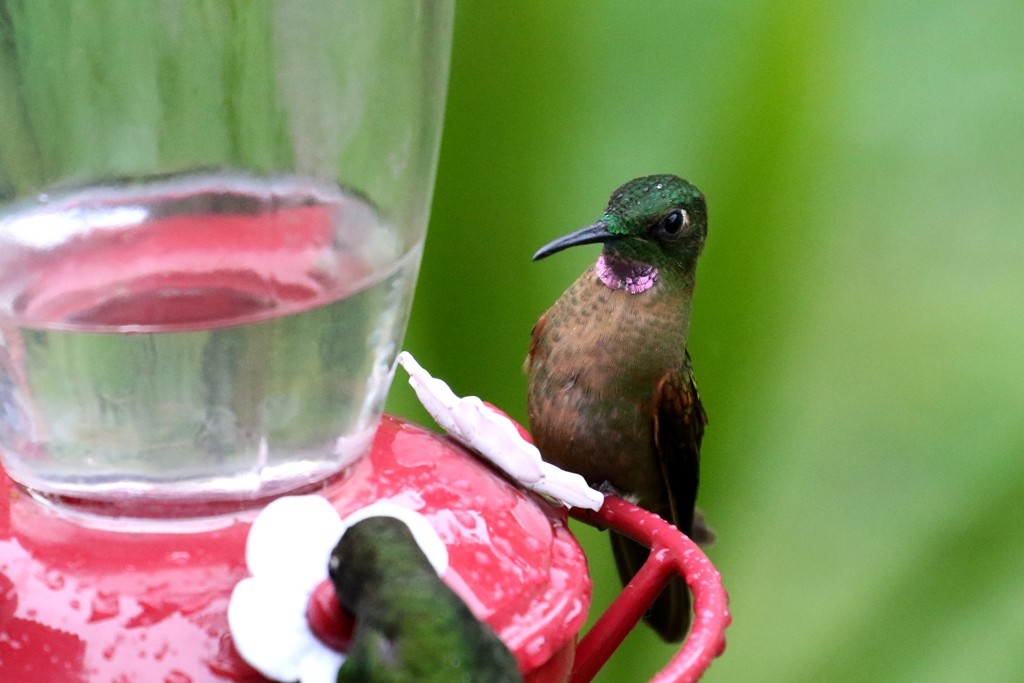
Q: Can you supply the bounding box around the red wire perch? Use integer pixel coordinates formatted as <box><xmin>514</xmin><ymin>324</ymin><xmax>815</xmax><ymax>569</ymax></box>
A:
<box><xmin>569</xmin><ymin>496</ymin><xmax>730</xmax><ymax>683</ymax></box>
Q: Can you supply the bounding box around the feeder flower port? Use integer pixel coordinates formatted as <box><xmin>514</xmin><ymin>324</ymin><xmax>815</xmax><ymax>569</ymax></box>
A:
<box><xmin>397</xmin><ymin>352</ymin><xmax>604</xmax><ymax>511</ymax></box>
<box><xmin>228</xmin><ymin>497</ymin><xmax>448</xmax><ymax>682</ymax></box>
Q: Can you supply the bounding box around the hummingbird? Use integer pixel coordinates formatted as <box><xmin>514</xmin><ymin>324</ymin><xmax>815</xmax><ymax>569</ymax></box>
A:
<box><xmin>329</xmin><ymin>516</ymin><xmax>522</xmax><ymax>683</ymax></box>
<box><xmin>526</xmin><ymin>174</ymin><xmax>709</xmax><ymax>643</ymax></box>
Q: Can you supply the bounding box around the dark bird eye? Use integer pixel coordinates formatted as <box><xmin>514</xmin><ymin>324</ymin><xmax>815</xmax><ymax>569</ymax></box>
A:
<box><xmin>657</xmin><ymin>209</ymin><xmax>689</xmax><ymax>239</ymax></box>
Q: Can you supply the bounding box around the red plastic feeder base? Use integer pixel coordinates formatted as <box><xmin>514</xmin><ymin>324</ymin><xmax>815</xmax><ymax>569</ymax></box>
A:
<box><xmin>0</xmin><ymin>414</ymin><xmax>729</xmax><ymax>682</ymax></box>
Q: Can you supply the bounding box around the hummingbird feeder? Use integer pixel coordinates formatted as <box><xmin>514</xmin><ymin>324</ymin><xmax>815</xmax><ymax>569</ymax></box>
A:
<box><xmin>0</xmin><ymin>355</ymin><xmax>729</xmax><ymax>682</ymax></box>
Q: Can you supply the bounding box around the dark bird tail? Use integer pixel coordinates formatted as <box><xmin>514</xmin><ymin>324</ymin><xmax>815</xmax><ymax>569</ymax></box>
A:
<box><xmin>609</xmin><ymin>531</ymin><xmax>691</xmax><ymax>643</ymax></box>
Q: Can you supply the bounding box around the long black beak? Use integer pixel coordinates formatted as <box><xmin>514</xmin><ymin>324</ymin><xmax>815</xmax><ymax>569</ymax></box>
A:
<box><xmin>532</xmin><ymin>220</ymin><xmax>617</xmax><ymax>261</ymax></box>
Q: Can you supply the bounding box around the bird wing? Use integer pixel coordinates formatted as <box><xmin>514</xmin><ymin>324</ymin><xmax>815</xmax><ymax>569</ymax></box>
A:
<box><xmin>652</xmin><ymin>350</ymin><xmax>707</xmax><ymax>538</ymax></box>
<box><xmin>608</xmin><ymin>352</ymin><xmax>708</xmax><ymax>643</ymax></box>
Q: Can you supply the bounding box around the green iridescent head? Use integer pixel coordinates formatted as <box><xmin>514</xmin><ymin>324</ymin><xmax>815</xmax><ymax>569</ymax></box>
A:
<box><xmin>533</xmin><ymin>174</ymin><xmax>707</xmax><ymax>270</ymax></box>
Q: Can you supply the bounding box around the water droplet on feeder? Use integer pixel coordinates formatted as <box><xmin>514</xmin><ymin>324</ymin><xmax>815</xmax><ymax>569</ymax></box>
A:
<box><xmin>89</xmin><ymin>591</ymin><xmax>121</xmax><ymax>622</ymax></box>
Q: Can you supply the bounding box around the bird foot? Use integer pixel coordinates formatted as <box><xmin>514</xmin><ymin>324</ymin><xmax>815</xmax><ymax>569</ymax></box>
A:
<box><xmin>597</xmin><ymin>481</ymin><xmax>639</xmax><ymax>504</ymax></box>
<box><xmin>691</xmin><ymin>509</ymin><xmax>716</xmax><ymax>547</ymax></box>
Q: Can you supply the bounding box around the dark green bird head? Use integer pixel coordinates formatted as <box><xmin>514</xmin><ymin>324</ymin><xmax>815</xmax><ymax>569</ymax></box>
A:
<box><xmin>533</xmin><ymin>174</ymin><xmax>707</xmax><ymax>273</ymax></box>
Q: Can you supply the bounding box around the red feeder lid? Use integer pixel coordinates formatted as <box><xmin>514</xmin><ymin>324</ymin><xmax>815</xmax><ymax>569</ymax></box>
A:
<box><xmin>0</xmin><ymin>415</ymin><xmax>590</xmax><ymax>682</ymax></box>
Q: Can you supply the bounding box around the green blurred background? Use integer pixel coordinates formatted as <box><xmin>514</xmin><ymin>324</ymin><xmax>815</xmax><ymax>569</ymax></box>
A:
<box><xmin>386</xmin><ymin>2</ymin><xmax>1024</xmax><ymax>681</ymax></box>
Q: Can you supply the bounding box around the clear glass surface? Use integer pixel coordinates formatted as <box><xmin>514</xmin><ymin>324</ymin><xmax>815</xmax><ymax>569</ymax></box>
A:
<box><xmin>0</xmin><ymin>1</ymin><xmax>453</xmax><ymax>511</ymax></box>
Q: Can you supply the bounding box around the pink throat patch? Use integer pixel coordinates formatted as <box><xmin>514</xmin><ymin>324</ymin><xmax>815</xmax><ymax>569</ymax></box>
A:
<box><xmin>596</xmin><ymin>253</ymin><xmax>658</xmax><ymax>294</ymax></box>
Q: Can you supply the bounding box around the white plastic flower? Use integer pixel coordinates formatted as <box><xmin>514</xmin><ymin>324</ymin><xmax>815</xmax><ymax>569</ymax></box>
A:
<box><xmin>397</xmin><ymin>351</ymin><xmax>603</xmax><ymax>510</ymax></box>
<box><xmin>228</xmin><ymin>496</ymin><xmax>448</xmax><ymax>683</ymax></box>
